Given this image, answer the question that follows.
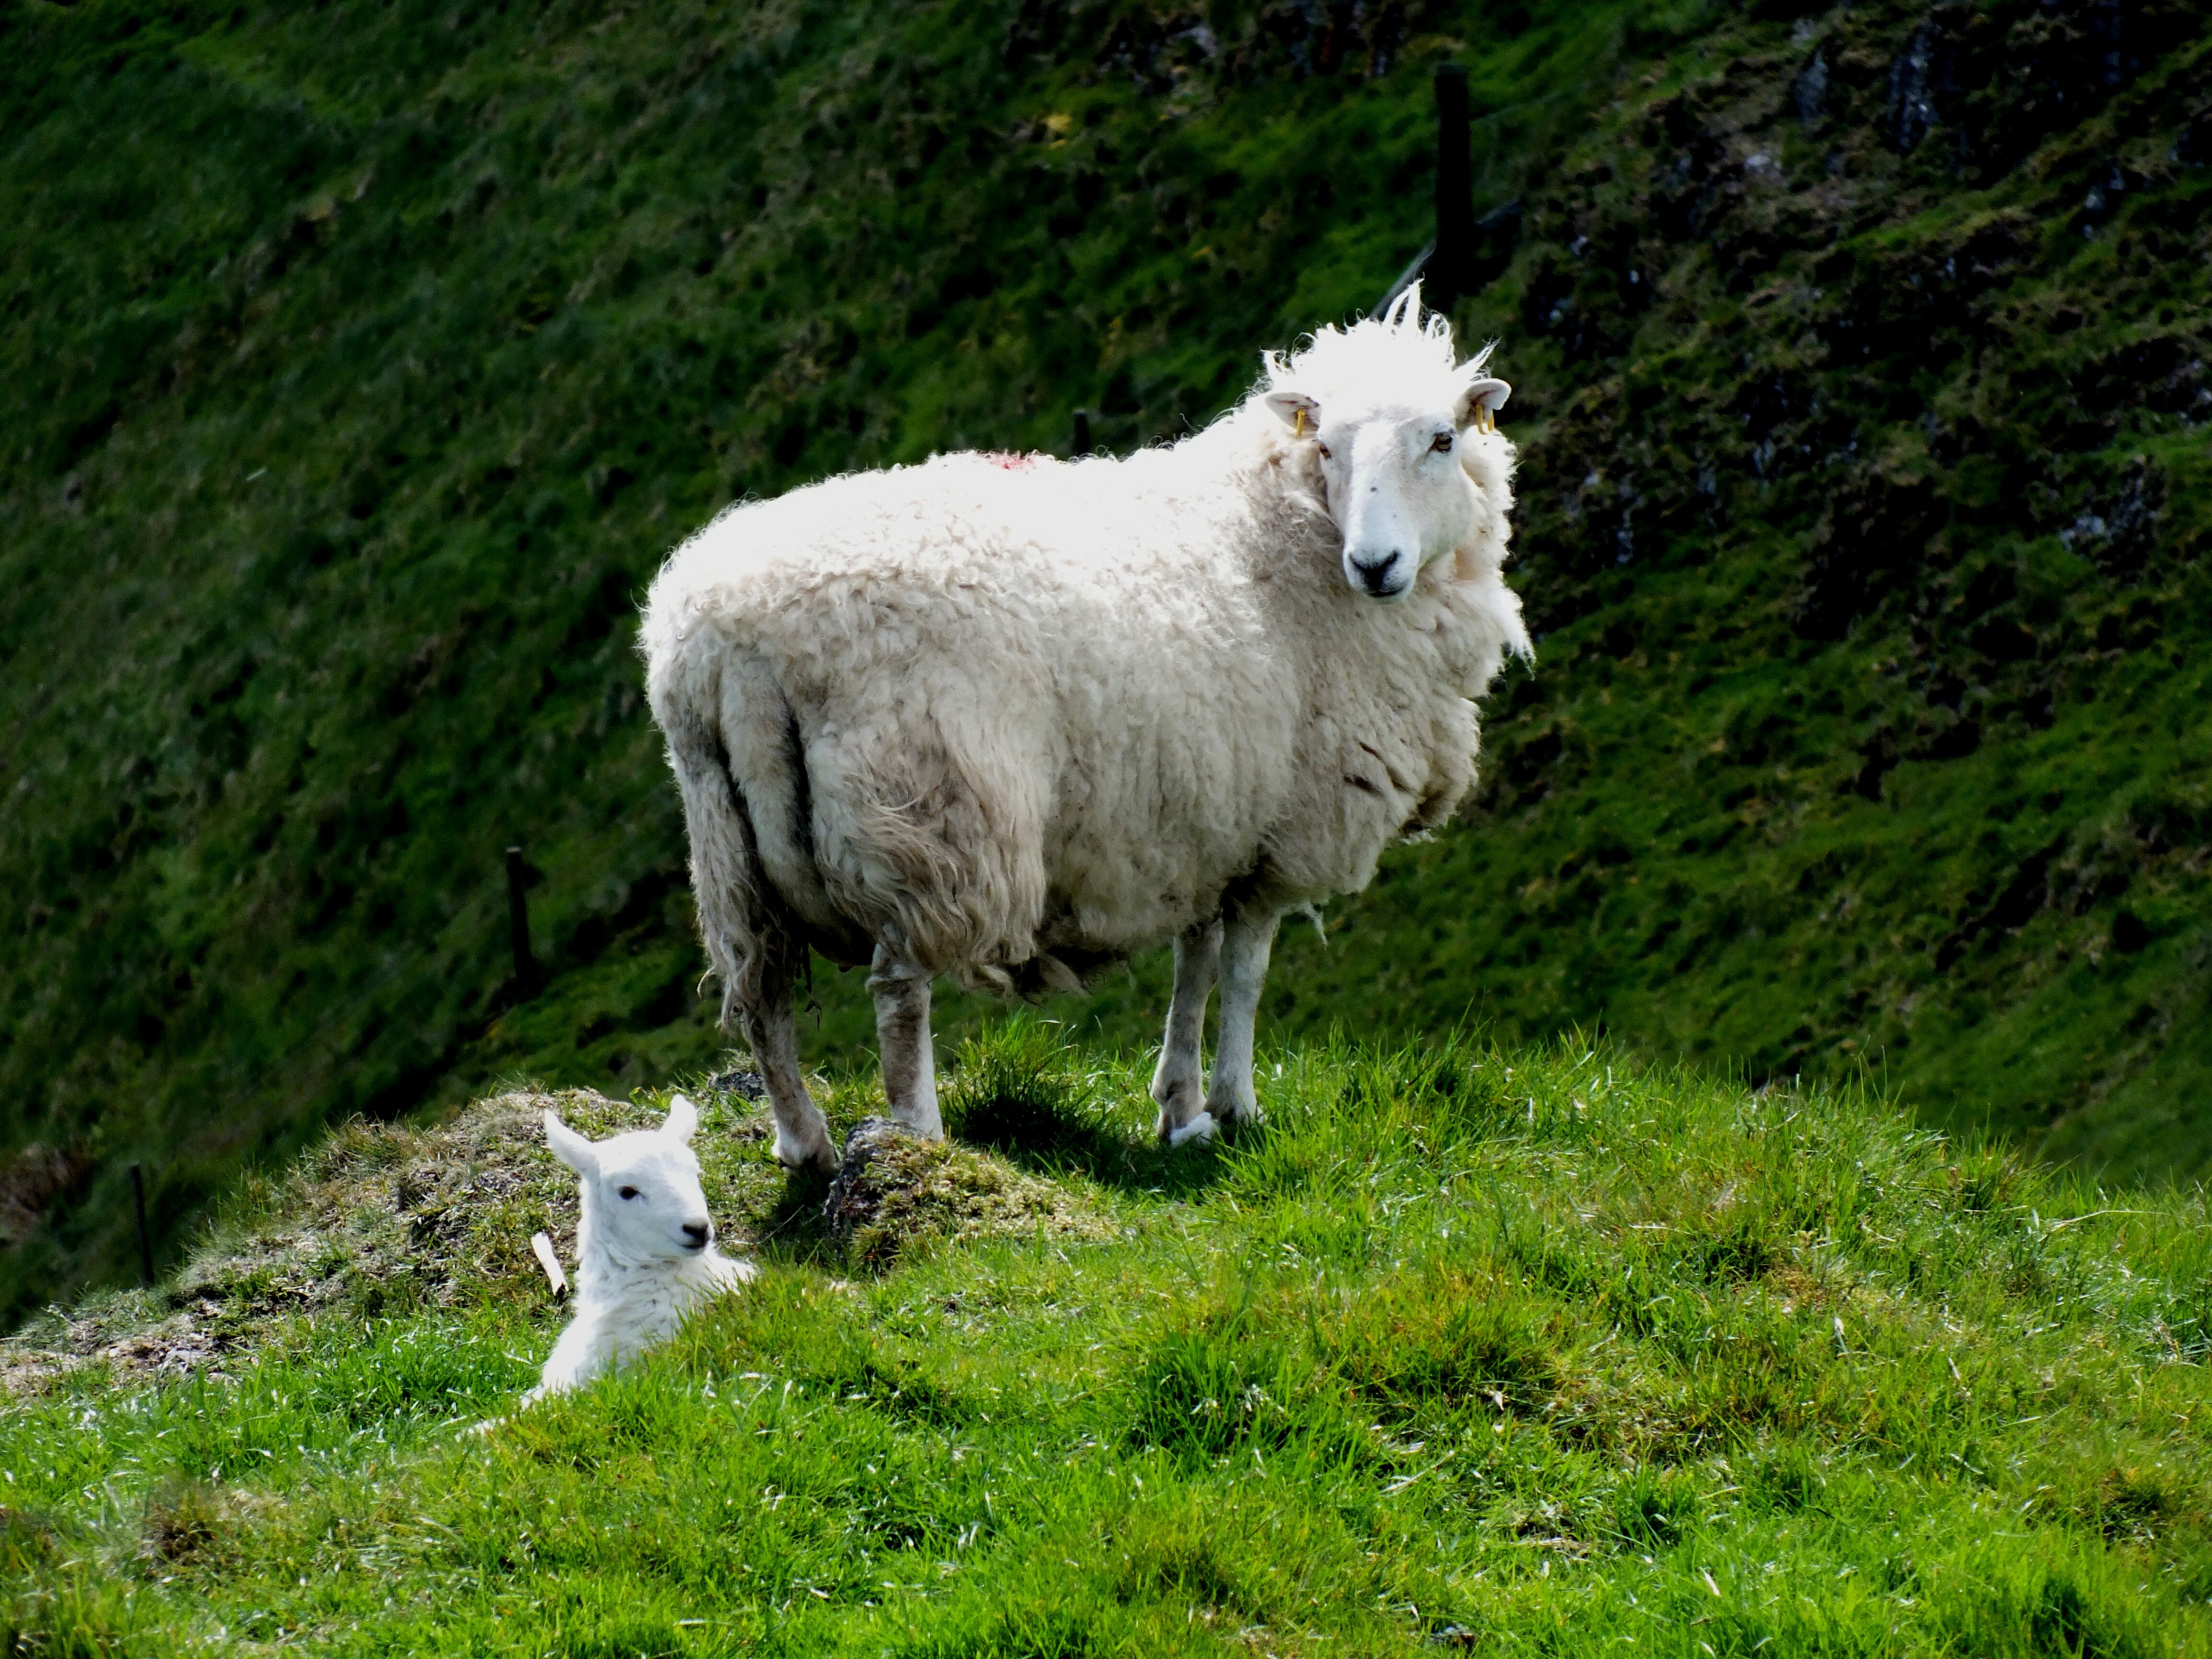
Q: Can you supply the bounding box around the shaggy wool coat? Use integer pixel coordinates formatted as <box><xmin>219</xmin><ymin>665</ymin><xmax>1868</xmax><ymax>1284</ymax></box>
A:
<box><xmin>642</xmin><ymin>393</ymin><xmax>1527</xmax><ymax>1005</ymax></box>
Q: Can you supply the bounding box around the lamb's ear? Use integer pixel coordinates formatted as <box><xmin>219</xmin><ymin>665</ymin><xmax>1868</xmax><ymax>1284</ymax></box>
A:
<box><xmin>1264</xmin><ymin>390</ymin><xmax>1321</xmax><ymax>437</ymax></box>
<box><xmin>662</xmin><ymin>1093</ymin><xmax>699</xmax><ymax>1145</ymax></box>
<box><xmin>544</xmin><ymin>1111</ymin><xmax>599</xmax><ymax>1178</ymax></box>
<box><xmin>1455</xmin><ymin>377</ymin><xmax>1511</xmax><ymax>428</ymax></box>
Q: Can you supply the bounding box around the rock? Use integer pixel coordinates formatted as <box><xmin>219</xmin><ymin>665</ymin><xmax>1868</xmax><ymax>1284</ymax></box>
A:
<box><xmin>822</xmin><ymin>1117</ymin><xmax>917</xmax><ymax>1243</ymax></box>
<box><xmin>709</xmin><ymin>1069</ymin><xmax>768</xmax><ymax>1101</ymax></box>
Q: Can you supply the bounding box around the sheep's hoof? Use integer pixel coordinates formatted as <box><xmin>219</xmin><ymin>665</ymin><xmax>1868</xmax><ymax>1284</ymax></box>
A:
<box><xmin>773</xmin><ymin>1138</ymin><xmax>839</xmax><ymax>1176</ymax></box>
<box><xmin>1210</xmin><ymin>1101</ymin><xmax>1263</xmax><ymax>1133</ymax></box>
<box><xmin>1165</xmin><ymin>1113</ymin><xmax>1217</xmax><ymax>1149</ymax></box>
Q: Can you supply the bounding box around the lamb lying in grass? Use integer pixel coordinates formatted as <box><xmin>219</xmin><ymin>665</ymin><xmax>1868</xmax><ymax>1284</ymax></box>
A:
<box><xmin>523</xmin><ymin>1095</ymin><xmax>755</xmax><ymax>1403</ymax></box>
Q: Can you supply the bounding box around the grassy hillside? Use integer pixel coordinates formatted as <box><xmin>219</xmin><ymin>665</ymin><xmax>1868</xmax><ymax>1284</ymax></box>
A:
<box><xmin>5</xmin><ymin>1036</ymin><xmax>2210</xmax><ymax>1653</ymax></box>
<box><xmin>3</xmin><ymin>0</ymin><xmax>2208</xmax><ymax>1322</ymax></box>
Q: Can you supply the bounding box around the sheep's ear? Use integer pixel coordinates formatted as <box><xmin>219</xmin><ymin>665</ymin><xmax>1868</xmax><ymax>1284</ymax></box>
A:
<box><xmin>662</xmin><ymin>1093</ymin><xmax>699</xmax><ymax>1145</ymax></box>
<box><xmin>1264</xmin><ymin>390</ymin><xmax>1321</xmax><ymax>436</ymax></box>
<box><xmin>1455</xmin><ymin>377</ymin><xmax>1511</xmax><ymax>428</ymax></box>
<box><xmin>544</xmin><ymin>1111</ymin><xmax>599</xmax><ymax>1178</ymax></box>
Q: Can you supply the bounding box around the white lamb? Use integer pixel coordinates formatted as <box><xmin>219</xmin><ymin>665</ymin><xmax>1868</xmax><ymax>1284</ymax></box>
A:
<box><xmin>642</xmin><ymin>287</ymin><xmax>1530</xmax><ymax>1162</ymax></box>
<box><xmin>524</xmin><ymin>1095</ymin><xmax>755</xmax><ymax>1402</ymax></box>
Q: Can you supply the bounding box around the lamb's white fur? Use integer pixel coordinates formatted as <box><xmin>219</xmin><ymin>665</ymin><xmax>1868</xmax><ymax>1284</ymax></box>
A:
<box><xmin>524</xmin><ymin>1095</ymin><xmax>755</xmax><ymax>1403</ymax></box>
<box><xmin>643</xmin><ymin>289</ymin><xmax>1530</xmax><ymax>1160</ymax></box>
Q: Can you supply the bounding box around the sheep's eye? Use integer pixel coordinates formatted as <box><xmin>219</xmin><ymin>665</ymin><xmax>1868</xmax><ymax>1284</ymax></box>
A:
<box><xmin>618</xmin><ymin>1186</ymin><xmax>640</xmax><ymax>1201</ymax></box>
<box><xmin>1431</xmin><ymin>432</ymin><xmax>1453</xmax><ymax>454</ymax></box>
<box><xmin>1317</xmin><ymin>443</ymin><xmax>1332</xmax><ymax>460</ymax></box>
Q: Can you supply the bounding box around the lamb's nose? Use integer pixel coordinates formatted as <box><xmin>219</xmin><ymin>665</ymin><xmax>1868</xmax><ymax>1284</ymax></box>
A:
<box><xmin>682</xmin><ymin>1222</ymin><xmax>710</xmax><ymax>1250</ymax></box>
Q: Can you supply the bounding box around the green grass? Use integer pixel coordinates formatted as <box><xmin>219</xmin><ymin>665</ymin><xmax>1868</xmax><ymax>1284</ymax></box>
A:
<box><xmin>6</xmin><ymin>1031</ymin><xmax>2209</xmax><ymax>1654</ymax></box>
<box><xmin>4</xmin><ymin>0</ymin><xmax>2209</xmax><ymax>1322</ymax></box>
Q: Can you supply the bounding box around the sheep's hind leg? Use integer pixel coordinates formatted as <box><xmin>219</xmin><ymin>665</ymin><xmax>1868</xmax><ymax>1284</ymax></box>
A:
<box><xmin>870</xmin><ymin>947</ymin><xmax>944</xmax><ymax>1140</ymax></box>
<box><xmin>1204</xmin><ymin>910</ymin><xmax>1279</xmax><ymax>1131</ymax></box>
<box><xmin>739</xmin><ymin>967</ymin><xmax>837</xmax><ymax>1175</ymax></box>
<box><xmin>1152</xmin><ymin>919</ymin><xmax>1222</xmax><ymax>1146</ymax></box>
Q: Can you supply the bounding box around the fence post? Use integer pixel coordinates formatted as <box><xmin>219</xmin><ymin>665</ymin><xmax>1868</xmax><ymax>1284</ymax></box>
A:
<box><xmin>506</xmin><ymin>845</ymin><xmax>539</xmax><ymax>998</ymax></box>
<box><xmin>1429</xmin><ymin>63</ymin><xmax>1473</xmax><ymax>309</ymax></box>
<box><xmin>1372</xmin><ymin>63</ymin><xmax>1478</xmax><ymax>319</ymax></box>
<box><xmin>130</xmin><ymin>1162</ymin><xmax>154</xmax><ymax>1288</ymax></box>
<box><xmin>1072</xmin><ymin>409</ymin><xmax>1093</xmax><ymax>457</ymax></box>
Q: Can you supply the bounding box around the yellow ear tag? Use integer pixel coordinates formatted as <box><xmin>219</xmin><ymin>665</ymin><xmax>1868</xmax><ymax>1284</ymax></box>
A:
<box><xmin>1294</xmin><ymin>407</ymin><xmax>1307</xmax><ymax>440</ymax></box>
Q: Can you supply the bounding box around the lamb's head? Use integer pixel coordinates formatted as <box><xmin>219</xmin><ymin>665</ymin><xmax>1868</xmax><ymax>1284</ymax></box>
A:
<box><xmin>1262</xmin><ymin>284</ymin><xmax>1511</xmax><ymax>601</ymax></box>
<box><xmin>544</xmin><ymin>1095</ymin><xmax>718</xmax><ymax>1268</ymax></box>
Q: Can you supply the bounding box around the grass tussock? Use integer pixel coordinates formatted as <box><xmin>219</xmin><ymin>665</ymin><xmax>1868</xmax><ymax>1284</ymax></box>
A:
<box><xmin>827</xmin><ymin>1125</ymin><xmax>1122</xmax><ymax>1271</ymax></box>
<box><xmin>2</xmin><ymin>1029</ymin><xmax>2208</xmax><ymax>1653</ymax></box>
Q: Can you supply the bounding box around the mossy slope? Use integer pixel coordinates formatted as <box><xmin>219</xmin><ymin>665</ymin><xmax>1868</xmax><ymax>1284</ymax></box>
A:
<box><xmin>3</xmin><ymin>0</ymin><xmax>2207</xmax><ymax>1322</ymax></box>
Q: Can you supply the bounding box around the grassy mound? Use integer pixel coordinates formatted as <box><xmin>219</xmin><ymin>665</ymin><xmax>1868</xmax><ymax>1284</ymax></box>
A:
<box><xmin>1</xmin><ymin>1070</ymin><xmax>1116</xmax><ymax>1396</ymax></box>
<box><xmin>4</xmin><ymin>1033</ymin><xmax>2207</xmax><ymax>1653</ymax></box>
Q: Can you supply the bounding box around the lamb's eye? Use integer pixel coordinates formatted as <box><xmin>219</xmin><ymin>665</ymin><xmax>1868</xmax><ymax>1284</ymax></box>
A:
<box><xmin>1431</xmin><ymin>432</ymin><xmax>1453</xmax><ymax>454</ymax></box>
<box><xmin>1317</xmin><ymin>443</ymin><xmax>1332</xmax><ymax>460</ymax></box>
<box><xmin>618</xmin><ymin>1186</ymin><xmax>640</xmax><ymax>1201</ymax></box>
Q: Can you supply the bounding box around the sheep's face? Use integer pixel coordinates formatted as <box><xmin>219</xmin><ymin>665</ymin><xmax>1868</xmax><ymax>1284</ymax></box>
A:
<box><xmin>1267</xmin><ymin>370</ymin><xmax>1509</xmax><ymax>601</ymax></box>
<box><xmin>544</xmin><ymin>1096</ymin><xmax>718</xmax><ymax>1267</ymax></box>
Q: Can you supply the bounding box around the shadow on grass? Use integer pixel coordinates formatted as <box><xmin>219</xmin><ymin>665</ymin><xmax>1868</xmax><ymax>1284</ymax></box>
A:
<box><xmin>939</xmin><ymin>1022</ymin><xmax>1247</xmax><ymax>1203</ymax></box>
<box><xmin>741</xmin><ymin>1164</ymin><xmax>840</xmax><ymax>1267</ymax></box>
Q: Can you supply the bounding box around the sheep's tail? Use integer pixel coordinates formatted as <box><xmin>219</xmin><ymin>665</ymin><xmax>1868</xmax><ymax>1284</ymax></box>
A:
<box><xmin>655</xmin><ymin>638</ymin><xmax>1049</xmax><ymax>999</ymax></box>
<box><xmin>653</xmin><ymin>641</ymin><xmax>850</xmax><ymax>1027</ymax></box>
<box><xmin>659</xmin><ymin>698</ymin><xmax>784</xmax><ymax>1031</ymax></box>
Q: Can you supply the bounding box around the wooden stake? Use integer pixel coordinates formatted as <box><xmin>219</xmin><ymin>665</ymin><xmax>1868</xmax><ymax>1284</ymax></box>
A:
<box><xmin>130</xmin><ymin>1162</ymin><xmax>154</xmax><ymax>1288</ymax></box>
<box><xmin>506</xmin><ymin>845</ymin><xmax>538</xmax><ymax>997</ymax></box>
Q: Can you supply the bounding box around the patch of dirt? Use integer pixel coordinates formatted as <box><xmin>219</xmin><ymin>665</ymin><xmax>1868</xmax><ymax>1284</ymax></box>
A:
<box><xmin>0</xmin><ymin>1142</ymin><xmax>94</xmax><ymax>1249</ymax></box>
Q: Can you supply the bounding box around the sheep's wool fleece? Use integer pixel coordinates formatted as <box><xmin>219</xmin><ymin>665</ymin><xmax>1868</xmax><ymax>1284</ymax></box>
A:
<box><xmin>533</xmin><ymin>1250</ymin><xmax>748</xmax><ymax>1398</ymax></box>
<box><xmin>644</xmin><ymin>316</ymin><xmax>1529</xmax><ymax>987</ymax></box>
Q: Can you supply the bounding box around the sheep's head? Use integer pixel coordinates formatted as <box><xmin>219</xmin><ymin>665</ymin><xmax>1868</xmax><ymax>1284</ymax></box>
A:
<box><xmin>1262</xmin><ymin>284</ymin><xmax>1511</xmax><ymax>601</ymax></box>
<box><xmin>544</xmin><ymin>1096</ymin><xmax>718</xmax><ymax>1268</ymax></box>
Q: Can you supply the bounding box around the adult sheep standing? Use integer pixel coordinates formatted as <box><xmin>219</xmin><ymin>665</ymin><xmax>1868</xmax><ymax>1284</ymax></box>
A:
<box><xmin>643</xmin><ymin>289</ymin><xmax>1529</xmax><ymax>1168</ymax></box>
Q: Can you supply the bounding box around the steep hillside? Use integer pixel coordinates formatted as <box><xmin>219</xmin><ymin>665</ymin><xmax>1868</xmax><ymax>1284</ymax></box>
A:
<box><xmin>1411</xmin><ymin>0</ymin><xmax>2212</xmax><ymax>1182</ymax></box>
<box><xmin>3</xmin><ymin>0</ymin><xmax>2207</xmax><ymax>1322</ymax></box>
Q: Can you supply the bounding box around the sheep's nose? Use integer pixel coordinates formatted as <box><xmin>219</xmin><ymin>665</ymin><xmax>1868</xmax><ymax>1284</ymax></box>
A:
<box><xmin>682</xmin><ymin>1222</ymin><xmax>710</xmax><ymax>1250</ymax></box>
<box><xmin>1347</xmin><ymin>550</ymin><xmax>1406</xmax><ymax>597</ymax></box>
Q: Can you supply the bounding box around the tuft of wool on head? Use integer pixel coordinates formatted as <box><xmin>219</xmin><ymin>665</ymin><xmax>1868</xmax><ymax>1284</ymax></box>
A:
<box><xmin>1261</xmin><ymin>284</ymin><xmax>1494</xmax><ymax>413</ymax></box>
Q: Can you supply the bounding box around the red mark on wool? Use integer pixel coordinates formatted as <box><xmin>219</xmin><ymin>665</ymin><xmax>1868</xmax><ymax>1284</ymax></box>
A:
<box><xmin>983</xmin><ymin>452</ymin><xmax>1040</xmax><ymax>470</ymax></box>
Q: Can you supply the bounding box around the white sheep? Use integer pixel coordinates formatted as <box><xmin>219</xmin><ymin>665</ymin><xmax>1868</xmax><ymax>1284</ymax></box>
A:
<box><xmin>524</xmin><ymin>1095</ymin><xmax>755</xmax><ymax>1402</ymax></box>
<box><xmin>642</xmin><ymin>287</ymin><xmax>1529</xmax><ymax>1160</ymax></box>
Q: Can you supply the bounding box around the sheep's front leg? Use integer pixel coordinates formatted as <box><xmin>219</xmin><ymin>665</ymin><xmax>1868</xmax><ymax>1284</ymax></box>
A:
<box><xmin>1152</xmin><ymin>919</ymin><xmax>1222</xmax><ymax>1145</ymax></box>
<box><xmin>1204</xmin><ymin>910</ymin><xmax>1279</xmax><ymax>1130</ymax></box>
<box><xmin>739</xmin><ymin>974</ymin><xmax>838</xmax><ymax>1174</ymax></box>
<box><xmin>870</xmin><ymin>947</ymin><xmax>944</xmax><ymax>1139</ymax></box>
